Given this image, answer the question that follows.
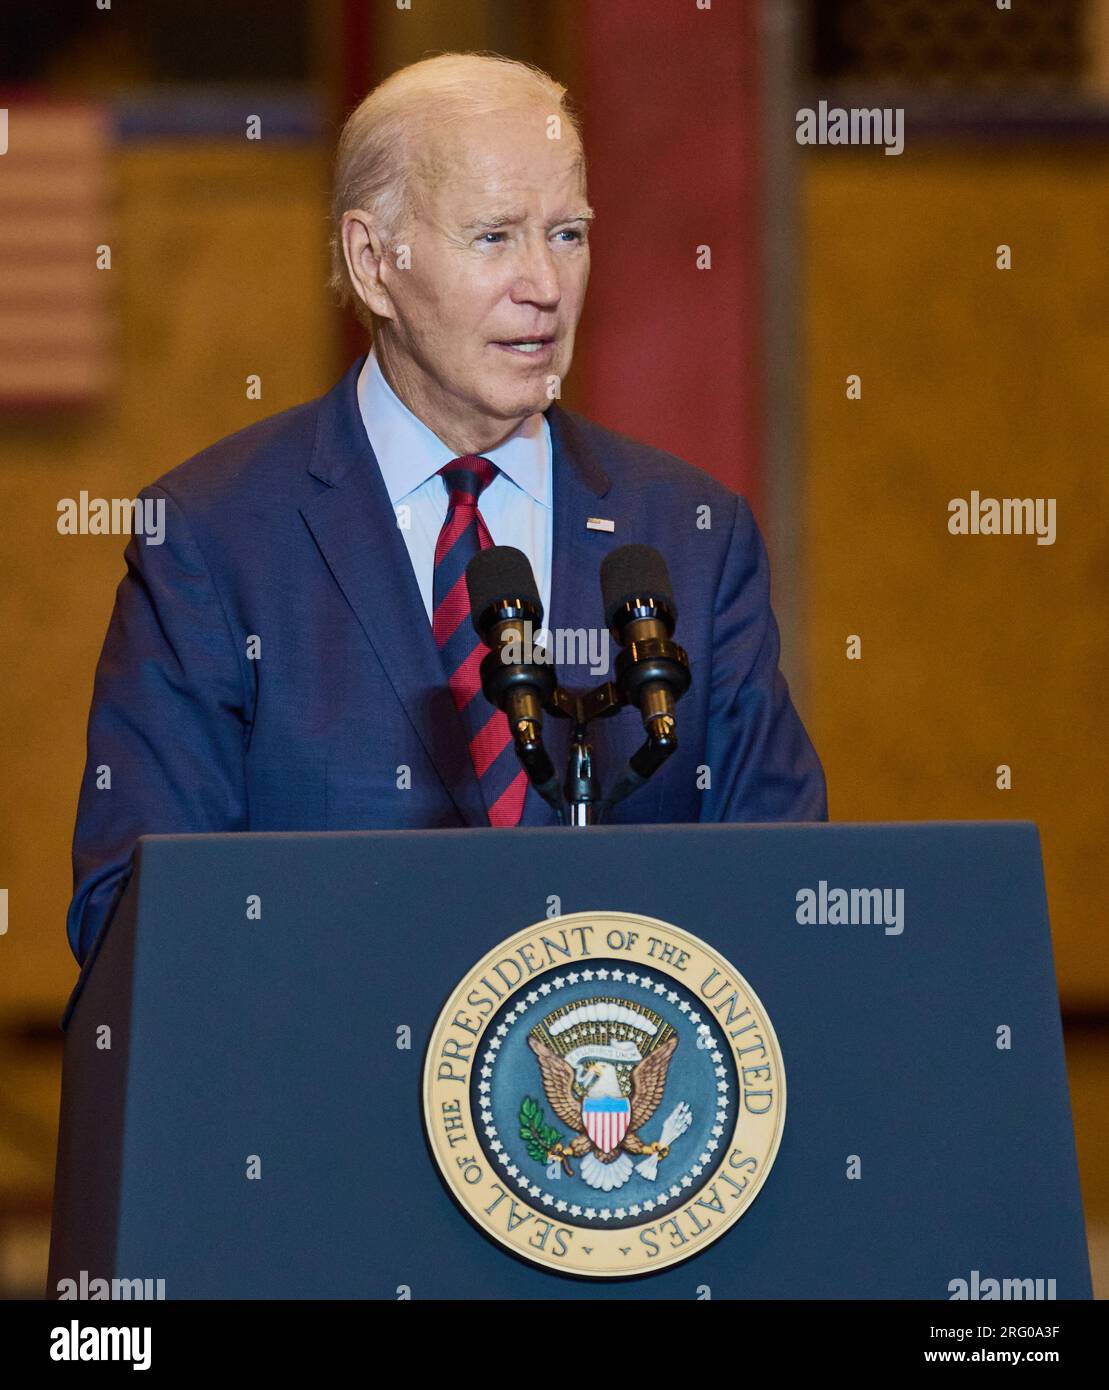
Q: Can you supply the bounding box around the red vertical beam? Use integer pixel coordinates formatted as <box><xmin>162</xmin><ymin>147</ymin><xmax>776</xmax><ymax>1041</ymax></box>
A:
<box><xmin>576</xmin><ymin>1</ymin><xmax>761</xmax><ymax>506</ymax></box>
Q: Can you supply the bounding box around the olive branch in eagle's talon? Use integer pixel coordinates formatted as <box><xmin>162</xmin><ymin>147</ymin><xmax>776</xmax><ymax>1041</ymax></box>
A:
<box><xmin>519</xmin><ymin>1096</ymin><xmax>578</xmax><ymax>1175</ymax></box>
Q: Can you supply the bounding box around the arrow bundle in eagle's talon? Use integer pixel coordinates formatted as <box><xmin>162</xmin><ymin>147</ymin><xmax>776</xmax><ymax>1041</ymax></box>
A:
<box><xmin>634</xmin><ymin>1102</ymin><xmax>693</xmax><ymax>1180</ymax></box>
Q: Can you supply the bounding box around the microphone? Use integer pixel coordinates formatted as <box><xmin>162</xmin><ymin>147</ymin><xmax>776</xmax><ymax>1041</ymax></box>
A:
<box><xmin>596</xmin><ymin>545</ymin><xmax>691</xmax><ymax>818</ymax></box>
<box><xmin>600</xmin><ymin>544</ymin><xmax>691</xmax><ymax>736</ymax></box>
<box><xmin>465</xmin><ymin>546</ymin><xmax>563</xmax><ymax>818</ymax></box>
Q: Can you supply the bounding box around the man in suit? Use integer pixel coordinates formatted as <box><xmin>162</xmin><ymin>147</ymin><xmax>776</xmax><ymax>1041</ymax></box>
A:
<box><xmin>66</xmin><ymin>52</ymin><xmax>826</xmax><ymax>966</ymax></box>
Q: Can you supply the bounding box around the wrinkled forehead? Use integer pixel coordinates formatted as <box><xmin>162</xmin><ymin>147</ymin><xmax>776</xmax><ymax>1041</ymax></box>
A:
<box><xmin>409</xmin><ymin>106</ymin><xmax>586</xmax><ymax>219</ymax></box>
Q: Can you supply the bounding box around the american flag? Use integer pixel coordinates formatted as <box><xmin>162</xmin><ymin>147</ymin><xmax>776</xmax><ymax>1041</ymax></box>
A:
<box><xmin>0</xmin><ymin>97</ymin><xmax>113</xmax><ymax>407</ymax></box>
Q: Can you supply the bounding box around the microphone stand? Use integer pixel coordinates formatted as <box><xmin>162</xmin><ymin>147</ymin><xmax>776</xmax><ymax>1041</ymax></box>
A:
<box><xmin>564</xmin><ymin>727</ymin><xmax>597</xmax><ymax>826</ymax></box>
<box><xmin>545</xmin><ymin>683</ymin><xmax>620</xmax><ymax>826</ymax></box>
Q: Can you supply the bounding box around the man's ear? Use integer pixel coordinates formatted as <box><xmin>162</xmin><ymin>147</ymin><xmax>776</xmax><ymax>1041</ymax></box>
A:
<box><xmin>341</xmin><ymin>210</ymin><xmax>396</xmax><ymax>322</ymax></box>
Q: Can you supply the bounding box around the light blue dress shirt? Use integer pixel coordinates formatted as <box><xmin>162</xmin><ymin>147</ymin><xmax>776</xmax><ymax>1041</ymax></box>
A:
<box><xmin>356</xmin><ymin>347</ymin><xmax>553</xmax><ymax>631</ymax></box>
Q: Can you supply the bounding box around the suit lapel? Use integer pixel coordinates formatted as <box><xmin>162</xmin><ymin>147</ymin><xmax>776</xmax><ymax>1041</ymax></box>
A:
<box><xmin>300</xmin><ymin>357</ymin><xmax>488</xmax><ymax>826</ymax></box>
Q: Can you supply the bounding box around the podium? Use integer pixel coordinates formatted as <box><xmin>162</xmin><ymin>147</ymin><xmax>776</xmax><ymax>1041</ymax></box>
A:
<box><xmin>48</xmin><ymin>822</ymin><xmax>1091</xmax><ymax>1298</ymax></box>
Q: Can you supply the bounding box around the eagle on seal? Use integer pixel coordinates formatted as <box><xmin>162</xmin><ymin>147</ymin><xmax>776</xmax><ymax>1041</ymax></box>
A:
<box><xmin>527</xmin><ymin>1033</ymin><xmax>679</xmax><ymax>1191</ymax></box>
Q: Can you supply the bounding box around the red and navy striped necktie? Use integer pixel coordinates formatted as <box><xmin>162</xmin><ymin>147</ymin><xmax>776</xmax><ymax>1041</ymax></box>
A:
<box><xmin>432</xmin><ymin>455</ymin><xmax>528</xmax><ymax>826</ymax></box>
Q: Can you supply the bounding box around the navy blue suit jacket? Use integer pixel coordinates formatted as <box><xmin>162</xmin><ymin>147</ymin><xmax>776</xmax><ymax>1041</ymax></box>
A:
<box><xmin>66</xmin><ymin>356</ymin><xmax>827</xmax><ymax>963</ymax></box>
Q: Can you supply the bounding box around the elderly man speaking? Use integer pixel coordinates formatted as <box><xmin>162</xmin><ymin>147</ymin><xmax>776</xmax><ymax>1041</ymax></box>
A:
<box><xmin>66</xmin><ymin>52</ymin><xmax>827</xmax><ymax>965</ymax></box>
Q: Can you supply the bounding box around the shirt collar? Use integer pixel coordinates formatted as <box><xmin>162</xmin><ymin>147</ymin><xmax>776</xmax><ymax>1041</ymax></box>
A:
<box><xmin>357</xmin><ymin>346</ymin><xmax>551</xmax><ymax>509</ymax></box>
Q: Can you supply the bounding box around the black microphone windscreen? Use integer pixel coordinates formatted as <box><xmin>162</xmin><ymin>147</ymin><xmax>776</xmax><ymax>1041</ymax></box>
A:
<box><xmin>466</xmin><ymin>546</ymin><xmax>542</xmax><ymax>629</ymax></box>
<box><xmin>601</xmin><ymin>544</ymin><xmax>676</xmax><ymax>629</ymax></box>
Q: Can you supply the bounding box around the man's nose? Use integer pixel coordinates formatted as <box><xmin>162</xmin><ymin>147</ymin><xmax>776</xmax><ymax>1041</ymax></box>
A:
<box><xmin>510</xmin><ymin>234</ymin><xmax>561</xmax><ymax>305</ymax></box>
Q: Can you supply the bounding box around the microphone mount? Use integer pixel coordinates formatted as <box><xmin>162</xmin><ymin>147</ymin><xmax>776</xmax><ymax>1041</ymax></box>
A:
<box><xmin>544</xmin><ymin>632</ymin><xmax>690</xmax><ymax>825</ymax></box>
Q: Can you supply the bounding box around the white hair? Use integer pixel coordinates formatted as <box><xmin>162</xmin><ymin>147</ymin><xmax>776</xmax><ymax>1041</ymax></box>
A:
<box><xmin>328</xmin><ymin>51</ymin><xmax>585</xmax><ymax>329</ymax></box>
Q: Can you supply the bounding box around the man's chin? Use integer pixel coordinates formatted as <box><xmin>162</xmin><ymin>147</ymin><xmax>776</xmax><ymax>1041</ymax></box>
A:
<box><xmin>480</xmin><ymin>388</ymin><xmax>552</xmax><ymax>422</ymax></box>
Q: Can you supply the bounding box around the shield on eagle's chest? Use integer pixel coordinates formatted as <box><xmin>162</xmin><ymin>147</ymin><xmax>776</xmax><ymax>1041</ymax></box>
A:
<box><xmin>583</xmin><ymin>1096</ymin><xmax>631</xmax><ymax>1152</ymax></box>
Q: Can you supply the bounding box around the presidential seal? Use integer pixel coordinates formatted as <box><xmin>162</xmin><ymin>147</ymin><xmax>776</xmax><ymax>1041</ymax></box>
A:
<box><xmin>423</xmin><ymin>911</ymin><xmax>785</xmax><ymax>1277</ymax></box>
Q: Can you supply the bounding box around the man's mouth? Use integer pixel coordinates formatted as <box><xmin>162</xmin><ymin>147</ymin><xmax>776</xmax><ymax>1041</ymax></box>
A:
<box><xmin>492</xmin><ymin>336</ymin><xmax>555</xmax><ymax>357</ymax></box>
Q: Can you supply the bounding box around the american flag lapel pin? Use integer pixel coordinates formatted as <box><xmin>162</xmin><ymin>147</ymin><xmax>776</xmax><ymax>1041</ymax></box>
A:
<box><xmin>586</xmin><ymin>517</ymin><xmax>615</xmax><ymax>532</ymax></box>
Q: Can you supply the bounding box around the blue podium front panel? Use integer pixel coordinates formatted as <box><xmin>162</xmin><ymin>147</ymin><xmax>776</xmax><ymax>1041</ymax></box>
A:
<box><xmin>49</xmin><ymin>822</ymin><xmax>1091</xmax><ymax>1299</ymax></box>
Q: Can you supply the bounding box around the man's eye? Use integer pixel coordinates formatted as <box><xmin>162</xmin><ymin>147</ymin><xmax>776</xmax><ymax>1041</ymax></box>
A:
<box><xmin>556</xmin><ymin>228</ymin><xmax>584</xmax><ymax>243</ymax></box>
<box><xmin>479</xmin><ymin>231</ymin><xmax>506</xmax><ymax>244</ymax></box>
